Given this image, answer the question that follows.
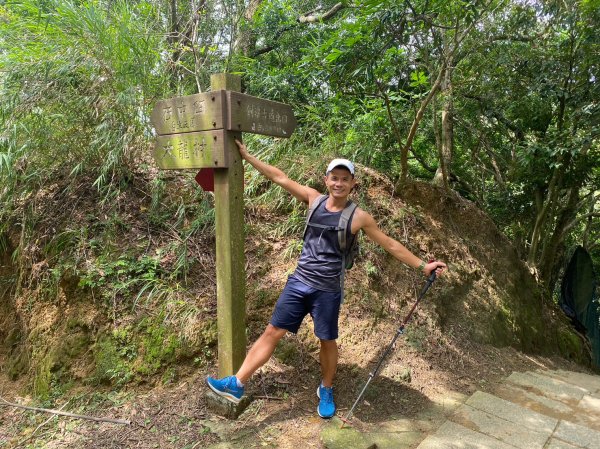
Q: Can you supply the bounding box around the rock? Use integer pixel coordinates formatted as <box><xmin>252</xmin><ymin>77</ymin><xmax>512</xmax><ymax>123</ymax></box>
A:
<box><xmin>399</xmin><ymin>367</ymin><xmax>412</xmax><ymax>383</ymax></box>
<box><xmin>321</xmin><ymin>418</ymin><xmax>378</xmax><ymax>449</ymax></box>
<box><xmin>204</xmin><ymin>390</ymin><xmax>253</xmax><ymax>420</ymax></box>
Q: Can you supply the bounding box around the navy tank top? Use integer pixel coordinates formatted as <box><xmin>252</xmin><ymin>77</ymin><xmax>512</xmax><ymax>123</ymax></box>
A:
<box><xmin>293</xmin><ymin>199</ymin><xmax>355</xmax><ymax>292</ymax></box>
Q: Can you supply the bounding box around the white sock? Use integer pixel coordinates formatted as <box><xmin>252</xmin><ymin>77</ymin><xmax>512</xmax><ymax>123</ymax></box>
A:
<box><xmin>235</xmin><ymin>377</ymin><xmax>244</xmax><ymax>388</ymax></box>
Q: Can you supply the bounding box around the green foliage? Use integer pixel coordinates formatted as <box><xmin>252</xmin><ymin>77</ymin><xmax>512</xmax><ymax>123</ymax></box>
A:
<box><xmin>458</xmin><ymin>0</ymin><xmax>599</xmax><ymax>280</ymax></box>
<box><xmin>555</xmin><ymin>328</ymin><xmax>588</xmax><ymax>364</ymax></box>
<box><xmin>92</xmin><ymin>308</ymin><xmax>217</xmax><ymax>387</ymax></box>
<box><xmin>0</xmin><ymin>0</ymin><xmax>171</xmax><ymax>206</ymax></box>
<box><xmin>405</xmin><ymin>325</ymin><xmax>429</xmax><ymax>351</ymax></box>
<box><xmin>6</xmin><ymin>348</ymin><xmax>29</xmax><ymax>381</ymax></box>
<box><xmin>273</xmin><ymin>338</ymin><xmax>300</xmax><ymax>365</ymax></box>
<box><xmin>364</xmin><ymin>260</ymin><xmax>380</xmax><ymax>280</ymax></box>
<box><xmin>32</xmin><ymin>353</ymin><xmax>55</xmax><ymax>400</ymax></box>
<box><xmin>78</xmin><ymin>254</ymin><xmax>165</xmax><ymax>307</ymax></box>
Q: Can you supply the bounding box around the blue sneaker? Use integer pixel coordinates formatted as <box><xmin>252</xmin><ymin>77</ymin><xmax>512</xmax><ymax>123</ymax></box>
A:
<box><xmin>206</xmin><ymin>375</ymin><xmax>244</xmax><ymax>404</ymax></box>
<box><xmin>317</xmin><ymin>384</ymin><xmax>336</xmax><ymax>418</ymax></box>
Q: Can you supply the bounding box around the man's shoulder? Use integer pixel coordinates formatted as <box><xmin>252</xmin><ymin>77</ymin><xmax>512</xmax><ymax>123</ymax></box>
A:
<box><xmin>307</xmin><ymin>191</ymin><xmax>327</xmax><ymax>207</ymax></box>
<box><xmin>351</xmin><ymin>207</ymin><xmax>374</xmax><ymax>228</ymax></box>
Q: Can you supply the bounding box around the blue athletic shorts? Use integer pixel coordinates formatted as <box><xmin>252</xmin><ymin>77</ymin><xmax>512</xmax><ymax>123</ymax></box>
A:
<box><xmin>270</xmin><ymin>275</ymin><xmax>341</xmax><ymax>340</ymax></box>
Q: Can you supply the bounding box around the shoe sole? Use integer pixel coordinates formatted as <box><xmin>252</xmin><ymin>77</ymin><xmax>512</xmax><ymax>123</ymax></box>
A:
<box><xmin>316</xmin><ymin>386</ymin><xmax>335</xmax><ymax>419</ymax></box>
<box><xmin>206</xmin><ymin>378</ymin><xmax>242</xmax><ymax>404</ymax></box>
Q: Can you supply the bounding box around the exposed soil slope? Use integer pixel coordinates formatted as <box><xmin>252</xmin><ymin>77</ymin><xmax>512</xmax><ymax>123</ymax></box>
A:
<box><xmin>0</xmin><ymin>166</ymin><xmax>592</xmax><ymax>448</ymax></box>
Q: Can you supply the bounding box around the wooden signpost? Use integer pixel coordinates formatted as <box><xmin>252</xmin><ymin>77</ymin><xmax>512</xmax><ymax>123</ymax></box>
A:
<box><xmin>227</xmin><ymin>91</ymin><xmax>297</xmax><ymax>137</ymax></box>
<box><xmin>153</xmin><ymin>130</ymin><xmax>228</xmax><ymax>169</ymax></box>
<box><xmin>150</xmin><ymin>74</ymin><xmax>296</xmax><ymax>379</ymax></box>
<box><xmin>150</xmin><ymin>90</ymin><xmax>227</xmax><ymax>136</ymax></box>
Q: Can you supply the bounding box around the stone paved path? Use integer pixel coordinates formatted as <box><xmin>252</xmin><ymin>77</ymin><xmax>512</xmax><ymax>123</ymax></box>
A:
<box><xmin>322</xmin><ymin>369</ymin><xmax>600</xmax><ymax>449</ymax></box>
<box><xmin>416</xmin><ymin>369</ymin><xmax>600</xmax><ymax>449</ymax></box>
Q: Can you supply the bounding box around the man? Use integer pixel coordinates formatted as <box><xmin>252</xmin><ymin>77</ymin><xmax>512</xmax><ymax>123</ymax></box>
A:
<box><xmin>207</xmin><ymin>139</ymin><xmax>446</xmax><ymax>418</ymax></box>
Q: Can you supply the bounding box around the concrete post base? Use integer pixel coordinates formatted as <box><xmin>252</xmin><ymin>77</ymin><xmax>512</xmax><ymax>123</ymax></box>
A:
<box><xmin>205</xmin><ymin>390</ymin><xmax>253</xmax><ymax>419</ymax></box>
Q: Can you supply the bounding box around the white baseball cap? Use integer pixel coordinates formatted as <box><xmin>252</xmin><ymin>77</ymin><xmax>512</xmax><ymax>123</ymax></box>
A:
<box><xmin>326</xmin><ymin>158</ymin><xmax>355</xmax><ymax>176</ymax></box>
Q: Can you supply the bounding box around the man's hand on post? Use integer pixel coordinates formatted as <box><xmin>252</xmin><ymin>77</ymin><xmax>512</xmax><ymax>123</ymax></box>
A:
<box><xmin>235</xmin><ymin>139</ymin><xmax>248</xmax><ymax>159</ymax></box>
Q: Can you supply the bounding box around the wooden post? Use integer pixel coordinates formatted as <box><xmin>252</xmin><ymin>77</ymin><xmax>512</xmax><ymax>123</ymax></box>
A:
<box><xmin>150</xmin><ymin>73</ymin><xmax>295</xmax><ymax>386</ymax></box>
<box><xmin>210</xmin><ymin>73</ymin><xmax>246</xmax><ymax>377</ymax></box>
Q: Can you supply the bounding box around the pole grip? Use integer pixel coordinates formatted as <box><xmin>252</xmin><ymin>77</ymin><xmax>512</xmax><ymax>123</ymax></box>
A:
<box><xmin>427</xmin><ymin>270</ymin><xmax>437</xmax><ymax>283</ymax></box>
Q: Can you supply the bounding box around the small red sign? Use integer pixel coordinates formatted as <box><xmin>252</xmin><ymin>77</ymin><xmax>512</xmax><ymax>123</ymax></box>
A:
<box><xmin>195</xmin><ymin>168</ymin><xmax>215</xmax><ymax>192</ymax></box>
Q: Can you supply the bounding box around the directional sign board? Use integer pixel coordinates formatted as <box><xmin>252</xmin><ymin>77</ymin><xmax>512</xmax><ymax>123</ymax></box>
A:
<box><xmin>227</xmin><ymin>91</ymin><xmax>296</xmax><ymax>138</ymax></box>
<box><xmin>153</xmin><ymin>130</ymin><xmax>227</xmax><ymax>169</ymax></box>
<box><xmin>151</xmin><ymin>91</ymin><xmax>227</xmax><ymax>135</ymax></box>
<box><xmin>151</xmin><ymin>89</ymin><xmax>296</xmax><ymax>171</ymax></box>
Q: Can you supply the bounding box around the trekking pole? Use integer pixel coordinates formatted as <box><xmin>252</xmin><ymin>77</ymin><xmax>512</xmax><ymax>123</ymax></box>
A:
<box><xmin>340</xmin><ymin>270</ymin><xmax>438</xmax><ymax>428</ymax></box>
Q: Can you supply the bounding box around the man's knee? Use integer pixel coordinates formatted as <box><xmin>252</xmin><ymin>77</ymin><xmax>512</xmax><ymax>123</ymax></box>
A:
<box><xmin>320</xmin><ymin>338</ymin><xmax>337</xmax><ymax>348</ymax></box>
<box><xmin>264</xmin><ymin>324</ymin><xmax>287</xmax><ymax>341</ymax></box>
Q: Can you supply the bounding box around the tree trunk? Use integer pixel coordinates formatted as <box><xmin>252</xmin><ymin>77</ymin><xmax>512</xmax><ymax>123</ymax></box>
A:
<box><xmin>538</xmin><ymin>187</ymin><xmax>579</xmax><ymax>292</ymax></box>
<box><xmin>167</xmin><ymin>0</ymin><xmax>181</xmax><ymax>91</ymax></box>
<box><xmin>397</xmin><ymin>64</ymin><xmax>445</xmax><ymax>187</ymax></box>
<box><xmin>189</xmin><ymin>0</ymin><xmax>206</xmax><ymax>93</ymax></box>
<box><xmin>432</xmin><ymin>96</ymin><xmax>442</xmax><ymax>157</ymax></box>
<box><xmin>396</xmin><ymin>5</ymin><xmax>481</xmax><ymax>189</ymax></box>
<box><xmin>527</xmin><ymin>153</ymin><xmax>570</xmax><ymax>264</ymax></box>
<box><xmin>433</xmin><ymin>63</ymin><xmax>454</xmax><ymax>188</ymax></box>
<box><xmin>233</xmin><ymin>0</ymin><xmax>262</xmax><ymax>56</ymax></box>
<box><xmin>441</xmin><ymin>99</ymin><xmax>453</xmax><ymax>186</ymax></box>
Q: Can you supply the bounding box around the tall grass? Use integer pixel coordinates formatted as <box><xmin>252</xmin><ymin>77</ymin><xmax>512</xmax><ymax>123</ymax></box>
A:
<box><xmin>0</xmin><ymin>0</ymin><xmax>171</xmax><ymax>203</ymax></box>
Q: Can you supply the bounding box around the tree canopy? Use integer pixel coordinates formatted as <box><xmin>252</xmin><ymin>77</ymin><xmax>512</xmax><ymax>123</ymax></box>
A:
<box><xmin>1</xmin><ymin>0</ymin><xmax>598</xmax><ymax>294</ymax></box>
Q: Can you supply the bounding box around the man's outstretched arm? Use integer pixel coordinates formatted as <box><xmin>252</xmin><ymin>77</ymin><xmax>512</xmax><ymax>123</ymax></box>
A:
<box><xmin>235</xmin><ymin>139</ymin><xmax>320</xmax><ymax>205</ymax></box>
<box><xmin>356</xmin><ymin>209</ymin><xmax>446</xmax><ymax>276</ymax></box>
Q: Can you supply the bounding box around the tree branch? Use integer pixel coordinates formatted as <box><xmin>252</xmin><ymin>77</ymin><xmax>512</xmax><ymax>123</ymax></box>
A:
<box><xmin>0</xmin><ymin>396</ymin><xmax>130</xmax><ymax>425</ymax></box>
<box><xmin>375</xmin><ymin>80</ymin><xmax>404</xmax><ymax>152</ymax></box>
<box><xmin>398</xmin><ymin>62</ymin><xmax>446</xmax><ymax>184</ymax></box>
<box><xmin>404</xmin><ymin>0</ymin><xmax>455</xmax><ymax>29</ymax></box>
<box><xmin>16</xmin><ymin>400</ymin><xmax>70</xmax><ymax>446</ymax></box>
<box><xmin>490</xmin><ymin>34</ymin><xmax>537</xmax><ymax>42</ymax></box>
<box><xmin>587</xmin><ymin>237</ymin><xmax>599</xmax><ymax>252</ymax></box>
<box><xmin>562</xmin><ymin>212</ymin><xmax>600</xmax><ymax>236</ymax></box>
<box><xmin>528</xmin><ymin>152</ymin><xmax>570</xmax><ymax>263</ymax></box>
<box><xmin>396</xmin><ymin>0</ymin><xmax>498</xmax><ymax>185</ymax></box>
<box><xmin>252</xmin><ymin>3</ymin><xmax>346</xmax><ymax>57</ymax></box>
<box><xmin>463</xmin><ymin>93</ymin><xmax>525</xmax><ymax>141</ymax></box>
<box><xmin>299</xmin><ymin>2</ymin><xmax>345</xmax><ymax>23</ymax></box>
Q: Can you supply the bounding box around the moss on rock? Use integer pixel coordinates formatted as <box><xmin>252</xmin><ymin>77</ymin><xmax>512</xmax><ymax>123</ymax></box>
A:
<box><xmin>93</xmin><ymin>334</ymin><xmax>133</xmax><ymax>386</ymax></box>
<box><xmin>555</xmin><ymin>328</ymin><xmax>587</xmax><ymax>364</ymax></box>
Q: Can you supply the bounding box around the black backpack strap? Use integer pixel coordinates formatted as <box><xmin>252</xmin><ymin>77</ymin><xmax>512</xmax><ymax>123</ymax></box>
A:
<box><xmin>303</xmin><ymin>194</ymin><xmax>328</xmax><ymax>240</ymax></box>
<box><xmin>340</xmin><ymin>258</ymin><xmax>346</xmax><ymax>304</ymax></box>
<box><xmin>338</xmin><ymin>201</ymin><xmax>358</xmax><ymax>305</ymax></box>
<box><xmin>337</xmin><ymin>201</ymin><xmax>358</xmax><ymax>253</ymax></box>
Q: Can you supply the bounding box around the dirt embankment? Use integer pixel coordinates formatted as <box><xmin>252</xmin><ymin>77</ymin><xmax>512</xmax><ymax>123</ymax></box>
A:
<box><xmin>0</xmin><ymin>168</ymin><xmax>592</xmax><ymax>448</ymax></box>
